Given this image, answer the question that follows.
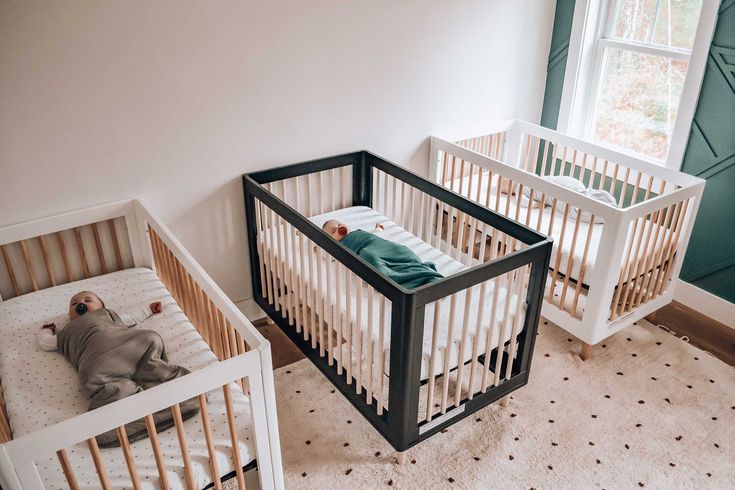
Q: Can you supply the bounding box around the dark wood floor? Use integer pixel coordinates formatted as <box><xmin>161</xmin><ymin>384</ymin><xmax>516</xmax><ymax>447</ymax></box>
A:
<box><xmin>255</xmin><ymin>302</ymin><xmax>735</xmax><ymax>370</ymax></box>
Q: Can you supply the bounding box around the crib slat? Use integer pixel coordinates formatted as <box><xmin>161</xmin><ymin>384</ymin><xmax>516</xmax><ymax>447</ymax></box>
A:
<box><xmin>439</xmin><ymin>294</ymin><xmax>459</xmax><ymax>413</ymax></box>
<box><xmin>107</xmin><ymin>219</ymin><xmax>124</xmax><ymax>270</ymax></box>
<box><xmin>223</xmin><ymin>384</ymin><xmax>247</xmax><ymax>489</ymax></box>
<box><xmin>288</xmin><ymin>222</ymin><xmax>302</xmax><ymax>334</ymax></box>
<box><xmin>1</xmin><ymin>245</ymin><xmax>20</xmax><ymax>297</ymax></box>
<box><xmin>454</xmin><ymin>285</ymin><xmax>476</xmax><ymax>406</ymax></box>
<box><xmin>37</xmin><ymin>235</ymin><xmax>56</xmax><ymax>287</ymax></box>
<box><xmin>548</xmin><ymin>203</ymin><xmax>571</xmax><ymax>306</ymax></box>
<box><xmin>74</xmin><ymin>227</ymin><xmax>90</xmax><ymax>279</ymax></box>
<box><xmin>610</xmin><ymin>217</ymin><xmax>641</xmax><ymax>318</ymax></box>
<box><xmin>492</xmin><ymin>271</ymin><xmax>515</xmax><ymax>388</ymax></box>
<box><xmin>57</xmin><ymin>448</ymin><xmax>80</xmax><ymax>490</ymax></box>
<box><xmin>345</xmin><ymin>267</ymin><xmax>353</xmax><ymax>383</ymax></box>
<box><xmin>316</xmin><ymin>247</ymin><xmax>325</xmax><ymax>357</ymax></box>
<box><xmin>504</xmin><ymin>267</ymin><xmax>528</xmax><ymax>381</ymax></box>
<box><xmin>254</xmin><ymin>200</ymin><xmax>268</xmax><ymax>302</ymax></box>
<box><xmin>366</xmin><ymin>286</ymin><xmax>375</xmax><ymax>402</ymax></box>
<box><xmin>355</xmin><ymin>278</ymin><xmax>363</xmax><ymax>395</ymax></box>
<box><xmin>641</xmin><ymin>203</ymin><xmax>677</xmax><ymax>302</ymax></box>
<box><xmin>282</xmin><ymin>221</ymin><xmax>296</xmax><ymax>326</ymax></box>
<box><xmin>53</xmin><ymin>231</ymin><xmax>74</xmax><ymax>283</ymax></box>
<box><xmin>91</xmin><ymin>222</ymin><xmax>107</xmax><ymax>274</ymax></box>
<box><xmin>326</xmin><ymin>247</ymin><xmax>334</xmax><ymax>366</ymax></box>
<box><xmin>425</xmin><ymin>298</ymin><xmax>443</xmax><ymax>421</ymax></box>
<box><xmin>632</xmin><ymin>203</ymin><xmax>668</xmax><ymax>307</ymax></box>
<box><xmin>144</xmin><ymin>415</ymin><xmax>171</xmax><ymax>490</ymax></box>
<box><xmin>306</xmin><ymin>236</ymin><xmax>317</xmax><ymax>348</ymax></box>
<box><xmin>117</xmin><ymin>426</ymin><xmax>142</xmax><ymax>490</ymax></box>
<box><xmin>171</xmin><ymin>403</ymin><xmax>196</xmax><ymax>490</ymax></box>
<box><xmin>196</xmin><ymin>394</ymin><xmax>223</xmax><ymax>490</ymax></box>
<box><xmin>19</xmin><ymin>240</ymin><xmax>38</xmax><ymax>292</ymax></box>
<box><xmin>617</xmin><ymin>209</ymin><xmax>653</xmax><ymax>316</ymax></box>
<box><xmin>656</xmin><ymin>200</ymin><xmax>689</xmax><ymax>296</ymax></box>
<box><xmin>276</xmin><ymin>212</ymin><xmax>288</xmax><ymax>320</ymax></box>
<box><xmin>298</xmin><ymin>231</ymin><xmax>309</xmax><ymax>342</ymax></box>
<box><xmin>481</xmin><ymin>275</ymin><xmax>502</xmax><ymax>392</ymax></box>
<box><xmin>467</xmin><ymin>280</ymin><xmax>489</xmax><ymax>400</ymax></box>
<box><xmin>86</xmin><ymin>437</ymin><xmax>112</xmax><ymax>490</ymax></box>
<box><xmin>335</xmin><ymin>262</ymin><xmax>344</xmax><ymax>374</ymax></box>
<box><xmin>572</xmin><ymin>212</ymin><xmax>596</xmax><ymax>317</ymax></box>
<box><xmin>377</xmin><ymin>295</ymin><xmax>387</xmax><ymax>414</ymax></box>
<box><xmin>559</xmin><ymin>211</ymin><xmax>583</xmax><ymax>308</ymax></box>
<box><xmin>620</xmin><ymin>208</ymin><xmax>660</xmax><ymax>311</ymax></box>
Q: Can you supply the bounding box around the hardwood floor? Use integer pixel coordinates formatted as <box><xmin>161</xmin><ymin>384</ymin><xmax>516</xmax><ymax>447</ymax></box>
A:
<box><xmin>254</xmin><ymin>301</ymin><xmax>735</xmax><ymax>369</ymax></box>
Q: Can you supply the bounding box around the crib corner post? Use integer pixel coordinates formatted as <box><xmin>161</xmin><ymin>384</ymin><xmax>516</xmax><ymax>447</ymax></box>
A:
<box><xmin>428</xmin><ymin>136</ymin><xmax>440</xmax><ymax>183</ymax></box>
<box><xmin>242</xmin><ymin>178</ymin><xmax>263</xmax><ymax>301</ymax></box>
<box><xmin>128</xmin><ymin>200</ymin><xmax>154</xmax><ymax>269</ymax></box>
<box><xmin>353</xmin><ymin>151</ymin><xmax>374</xmax><ymax>208</ymax></box>
<box><xmin>386</xmin><ymin>291</ymin><xmax>423</xmax><ymax>452</ymax></box>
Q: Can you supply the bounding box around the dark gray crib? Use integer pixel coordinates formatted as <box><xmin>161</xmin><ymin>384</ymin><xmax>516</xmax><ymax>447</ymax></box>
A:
<box><xmin>243</xmin><ymin>151</ymin><xmax>551</xmax><ymax>457</ymax></box>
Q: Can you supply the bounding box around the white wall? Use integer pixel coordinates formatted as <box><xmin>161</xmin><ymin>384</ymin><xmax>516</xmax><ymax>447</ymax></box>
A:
<box><xmin>0</xmin><ymin>0</ymin><xmax>555</xmax><ymax>304</ymax></box>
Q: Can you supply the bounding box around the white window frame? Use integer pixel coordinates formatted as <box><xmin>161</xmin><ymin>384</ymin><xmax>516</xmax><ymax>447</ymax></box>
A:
<box><xmin>557</xmin><ymin>0</ymin><xmax>721</xmax><ymax>170</ymax></box>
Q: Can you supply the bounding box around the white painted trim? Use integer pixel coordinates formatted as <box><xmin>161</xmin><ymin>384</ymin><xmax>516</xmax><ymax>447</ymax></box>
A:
<box><xmin>674</xmin><ymin>279</ymin><xmax>735</xmax><ymax>329</ymax></box>
<box><xmin>597</xmin><ymin>38</ymin><xmax>691</xmax><ymax>61</ymax></box>
<box><xmin>558</xmin><ymin>0</ymin><xmax>721</xmax><ymax>170</ymax></box>
<box><xmin>665</xmin><ymin>0</ymin><xmax>721</xmax><ymax>170</ymax></box>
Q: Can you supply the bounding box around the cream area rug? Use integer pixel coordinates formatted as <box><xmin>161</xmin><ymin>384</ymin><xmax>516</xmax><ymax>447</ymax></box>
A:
<box><xmin>241</xmin><ymin>319</ymin><xmax>734</xmax><ymax>489</ymax></box>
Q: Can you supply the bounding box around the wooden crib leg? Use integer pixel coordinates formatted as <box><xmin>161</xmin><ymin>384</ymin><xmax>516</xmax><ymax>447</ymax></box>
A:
<box><xmin>500</xmin><ymin>395</ymin><xmax>510</xmax><ymax>407</ymax></box>
<box><xmin>396</xmin><ymin>451</ymin><xmax>407</xmax><ymax>465</ymax></box>
<box><xmin>580</xmin><ymin>342</ymin><xmax>592</xmax><ymax>361</ymax></box>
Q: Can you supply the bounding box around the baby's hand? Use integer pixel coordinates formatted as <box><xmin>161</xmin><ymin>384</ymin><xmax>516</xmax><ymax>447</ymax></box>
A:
<box><xmin>374</xmin><ymin>223</ymin><xmax>385</xmax><ymax>231</ymax></box>
<box><xmin>41</xmin><ymin>323</ymin><xmax>56</xmax><ymax>334</ymax></box>
<box><xmin>150</xmin><ymin>302</ymin><xmax>162</xmax><ymax>314</ymax></box>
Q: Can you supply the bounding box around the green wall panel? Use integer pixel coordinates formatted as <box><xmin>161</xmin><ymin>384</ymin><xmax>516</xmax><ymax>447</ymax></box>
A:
<box><xmin>540</xmin><ymin>0</ymin><xmax>576</xmax><ymax>129</ymax></box>
<box><xmin>679</xmin><ymin>0</ymin><xmax>735</xmax><ymax>304</ymax></box>
<box><xmin>540</xmin><ymin>0</ymin><xmax>735</xmax><ymax>305</ymax></box>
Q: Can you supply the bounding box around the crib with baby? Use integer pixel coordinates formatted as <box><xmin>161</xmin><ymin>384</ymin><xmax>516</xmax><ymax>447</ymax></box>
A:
<box><xmin>243</xmin><ymin>151</ymin><xmax>552</xmax><ymax>458</ymax></box>
<box><xmin>0</xmin><ymin>199</ymin><xmax>284</xmax><ymax>489</ymax></box>
<box><xmin>430</xmin><ymin>120</ymin><xmax>706</xmax><ymax>358</ymax></box>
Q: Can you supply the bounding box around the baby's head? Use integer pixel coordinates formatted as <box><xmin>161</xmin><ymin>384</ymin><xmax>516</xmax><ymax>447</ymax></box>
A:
<box><xmin>68</xmin><ymin>291</ymin><xmax>105</xmax><ymax>320</ymax></box>
<box><xmin>322</xmin><ymin>219</ymin><xmax>349</xmax><ymax>241</ymax></box>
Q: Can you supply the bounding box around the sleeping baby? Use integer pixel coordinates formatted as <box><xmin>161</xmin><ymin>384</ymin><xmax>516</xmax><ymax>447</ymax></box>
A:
<box><xmin>322</xmin><ymin>220</ymin><xmax>443</xmax><ymax>289</ymax></box>
<box><xmin>38</xmin><ymin>291</ymin><xmax>199</xmax><ymax>448</ymax></box>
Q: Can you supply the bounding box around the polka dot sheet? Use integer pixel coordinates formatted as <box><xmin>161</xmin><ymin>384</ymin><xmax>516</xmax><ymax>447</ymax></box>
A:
<box><xmin>0</xmin><ymin>268</ymin><xmax>255</xmax><ymax>489</ymax></box>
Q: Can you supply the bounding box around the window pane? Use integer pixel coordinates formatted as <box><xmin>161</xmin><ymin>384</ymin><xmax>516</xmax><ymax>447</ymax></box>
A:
<box><xmin>593</xmin><ymin>48</ymin><xmax>688</xmax><ymax>161</ymax></box>
<box><xmin>612</xmin><ymin>0</ymin><xmax>702</xmax><ymax>50</ymax></box>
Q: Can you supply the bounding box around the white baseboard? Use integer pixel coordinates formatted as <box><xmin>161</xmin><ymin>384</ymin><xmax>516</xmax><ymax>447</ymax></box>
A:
<box><xmin>235</xmin><ymin>298</ymin><xmax>266</xmax><ymax>322</ymax></box>
<box><xmin>674</xmin><ymin>279</ymin><xmax>735</xmax><ymax>330</ymax></box>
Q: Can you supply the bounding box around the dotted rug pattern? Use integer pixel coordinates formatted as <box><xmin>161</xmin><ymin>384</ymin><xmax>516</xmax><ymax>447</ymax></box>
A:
<box><xmin>237</xmin><ymin>319</ymin><xmax>734</xmax><ymax>489</ymax></box>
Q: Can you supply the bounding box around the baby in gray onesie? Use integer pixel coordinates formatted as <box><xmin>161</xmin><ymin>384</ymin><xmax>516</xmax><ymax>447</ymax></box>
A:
<box><xmin>38</xmin><ymin>291</ymin><xmax>199</xmax><ymax>447</ymax></box>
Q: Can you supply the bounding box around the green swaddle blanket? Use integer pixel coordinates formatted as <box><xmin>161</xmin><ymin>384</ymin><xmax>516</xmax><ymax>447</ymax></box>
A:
<box><xmin>340</xmin><ymin>230</ymin><xmax>443</xmax><ymax>289</ymax></box>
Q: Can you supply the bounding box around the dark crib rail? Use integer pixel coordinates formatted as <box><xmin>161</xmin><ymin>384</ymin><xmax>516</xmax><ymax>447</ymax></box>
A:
<box><xmin>243</xmin><ymin>151</ymin><xmax>551</xmax><ymax>453</ymax></box>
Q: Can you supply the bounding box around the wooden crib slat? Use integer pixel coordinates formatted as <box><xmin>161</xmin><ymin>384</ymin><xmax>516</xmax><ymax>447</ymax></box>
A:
<box><xmin>86</xmin><ymin>437</ymin><xmax>112</xmax><ymax>490</ymax></box>
<box><xmin>366</xmin><ymin>286</ymin><xmax>375</xmax><ymax>402</ymax></box>
<box><xmin>37</xmin><ymin>235</ymin><xmax>56</xmax><ymax>287</ymax></box>
<box><xmin>425</xmin><ymin>298</ymin><xmax>443</xmax><ymax>421</ymax></box>
<box><xmin>504</xmin><ymin>267</ymin><xmax>528</xmax><ymax>382</ymax></box>
<box><xmin>572</xmin><ymin>212</ymin><xmax>596</xmax><ymax>317</ymax></box>
<box><xmin>223</xmin><ymin>384</ymin><xmax>247</xmax><ymax>489</ymax></box>
<box><xmin>316</xmin><ymin>247</ymin><xmax>325</xmax><ymax>357</ymax></box>
<box><xmin>108</xmin><ymin>219</ymin><xmax>124</xmax><ymax>270</ymax></box>
<box><xmin>559</xmin><ymin>211</ymin><xmax>583</xmax><ymax>308</ymax></box>
<box><xmin>618</xmin><ymin>208</ymin><xmax>655</xmax><ymax>316</ymax></box>
<box><xmin>632</xmin><ymin>202</ymin><xmax>669</xmax><ymax>307</ymax></box>
<box><xmin>117</xmin><ymin>426</ymin><xmax>142</xmax><ymax>490</ymax></box>
<box><xmin>288</xmin><ymin>222</ymin><xmax>303</xmax><ymax>335</ymax></box>
<box><xmin>492</xmin><ymin>271</ymin><xmax>515</xmax><ymax>388</ymax></box>
<box><xmin>57</xmin><ymin>448</ymin><xmax>80</xmax><ymax>490</ymax></box>
<box><xmin>345</xmin><ymin>267</ymin><xmax>353</xmax><ymax>384</ymax></box>
<box><xmin>656</xmin><ymin>200</ymin><xmax>689</xmax><ymax>296</ymax></box>
<box><xmin>55</xmin><ymin>231</ymin><xmax>74</xmax><ymax>283</ymax></box>
<box><xmin>377</xmin><ymin>295</ymin><xmax>387</xmax><ymax>415</ymax></box>
<box><xmin>19</xmin><ymin>240</ymin><xmax>38</xmax><ymax>292</ymax></box>
<box><xmin>307</xmin><ymin>237</ymin><xmax>317</xmax><ymax>349</ymax></box>
<box><xmin>439</xmin><ymin>294</ymin><xmax>459</xmax><ymax>414</ymax></box>
<box><xmin>640</xmin><ymin>202</ymin><xmax>677</xmax><ymax>302</ymax></box>
<box><xmin>197</xmin><ymin>394</ymin><xmax>223</xmax><ymax>490</ymax></box>
<box><xmin>621</xmin><ymin>208</ymin><xmax>660</xmax><ymax>311</ymax></box>
<box><xmin>326</xmin><ymin>246</ymin><xmax>334</xmax><ymax>366</ymax></box>
<box><xmin>1</xmin><ymin>244</ymin><xmax>20</xmax><ymax>297</ymax></box>
<box><xmin>276</xmin><ymin>212</ymin><xmax>288</xmax><ymax>320</ymax></box>
<box><xmin>481</xmin><ymin>274</ymin><xmax>503</xmax><ymax>392</ymax></box>
<box><xmin>254</xmin><ymin>201</ymin><xmax>268</xmax><ymax>302</ymax></box>
<box><xmin>355</xmin><ymin>278</ymin><xmax>363</xmax><ymax>395</ymax></box>
<box><xmin>335</xmin><ymin>262</ymin><xmax>344</xmax><ymax>374</ymax></box>
<box><xmin>453</xmin><ymin>285</ymin><xmax>476</xmax><ymax>407</ymax></box>
<box><xmin>144</xmin><ymin>414</ymin><xmax>171</xmax><ymax>490</ymax></box>
<box><xmin>547</xmin><ymin>202</ymin><xmax>571</xmax><ymax>306</ymax></box>
<box><xmin>74</xmin><ymin>227</ymin><xmax>90</xmax><ymax>279</ymax></box>
<box><xmin>171</xmin><ymin>403</ymin><xmax>196</xmax><ymax>490</ymax></box>
<box><xmin>610</xmin><ymin>217</ymin><xmax>642</xmax><ymax>318</ymax></box>
<box><xmin>467</xmin><ymin>280</ymin><xmax>489</xmax><ymax>400</ymax></box>
<box><xmin>281</xmin><ymin>221</ymin><xmax>295</xmax><ymax>326</ymax></box>
<box><xmin>299</xmin><ymin>231</ymin><xmax>310</xmax><ymax>342</ymax></box>
<box><xmin>268</xmin><ymin>205</ymin><xmax>283</xmax><ymax>314</ymax></box>
<box><xmin>91</xmin><ymin>222</ymin><xmax>107</xmax><ymax>274</ymax></box>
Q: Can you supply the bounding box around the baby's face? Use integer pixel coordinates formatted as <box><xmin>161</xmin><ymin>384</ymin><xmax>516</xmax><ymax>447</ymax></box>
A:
<box><xmin>322</xmin><ymin>220</ymin><xmax>349</xmax><ymax>241</ymax></box>
<box><xmin>68</xmin><ymin>291</ymin><xmax>104</xmax><ymax>320</ymax></box>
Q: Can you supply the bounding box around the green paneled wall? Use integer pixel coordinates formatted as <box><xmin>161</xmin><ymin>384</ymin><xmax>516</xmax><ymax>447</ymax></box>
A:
<box><xmin>678</xmin><ymin>0</ymin><xmax>735</xmax><ymax>303</ymax></box>
<box><xmin>541</xmin><ymin>0</ymin><xmax>735</xmax><ymax>304</ymax></box>
<box><xmin>540</xmin><ymin>0</ymin><xmax>576</xmax><ymax>130</ymax></box>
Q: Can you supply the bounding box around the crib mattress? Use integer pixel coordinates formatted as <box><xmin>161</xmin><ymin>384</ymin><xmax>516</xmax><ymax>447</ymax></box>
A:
<box><xmin>263</xmin><ymin>206</ymin><xmax>524</xmax><ymax>380</ymax></box>
<box><xmin>449</xmin><ymin>175</ymin><xmax>672</xmax><ymax>285</ymax></box>
<box><xmin>0</xmin><ymin>268</ymin><xmax>255</xmax><ymax>490</ymax></box>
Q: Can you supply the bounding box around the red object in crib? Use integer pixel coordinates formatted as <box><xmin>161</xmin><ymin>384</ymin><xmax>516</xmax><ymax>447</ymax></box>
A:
<box><xmin>338</xmin><ymin>226</ymin><xmax>348</xmax><ymax>236</ymax></box>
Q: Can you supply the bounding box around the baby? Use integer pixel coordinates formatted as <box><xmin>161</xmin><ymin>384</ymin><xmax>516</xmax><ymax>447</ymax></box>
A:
<box><xmin>39</xmin><ymin>291</ymin><xmax>199</xmax><ymax>447</ymax></box>
<box><xmin>322</xmin><ymin>219</ymin><xmax>443</xmax><ymax>289</ymax></box>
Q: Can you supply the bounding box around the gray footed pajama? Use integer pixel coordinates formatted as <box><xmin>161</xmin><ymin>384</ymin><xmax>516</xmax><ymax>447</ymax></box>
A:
<box><xmin>56</xmin><ymin>308</ymin><xmax>199</xmax><ymax>447</ymax></box>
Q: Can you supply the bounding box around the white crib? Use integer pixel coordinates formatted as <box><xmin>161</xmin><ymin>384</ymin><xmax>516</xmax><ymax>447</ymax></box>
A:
<box><xmin>0</xmin><ymin>199</ymin><xmax>284</xmax><ymax>489</ymax></box>
<box><xmin>430</xmin><ymin>121</ymin><xmax>705</xmax><ymax>357</ymax></box>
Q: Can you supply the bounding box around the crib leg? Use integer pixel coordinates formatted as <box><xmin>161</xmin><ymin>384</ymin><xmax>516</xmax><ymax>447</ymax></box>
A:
<box><xmin>500</xmin><ymin>395</ymin><xmax>510</xmax><ymax>407</ymax></box>
<box><xmin>396</xmin><ymin>451</ymin><xmax>407</xmax><ymax>465</ymax></box>
<box><xmin>580</xmin><ymin>342</ymin><xmax>592</xmax><ymax>361</ymax></box>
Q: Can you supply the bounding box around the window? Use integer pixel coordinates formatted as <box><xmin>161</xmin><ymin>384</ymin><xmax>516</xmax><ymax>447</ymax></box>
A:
<box><xmin>559</xmin><ymin>0</ymin><xmax>719</xmax><ymax>168</ymax></box>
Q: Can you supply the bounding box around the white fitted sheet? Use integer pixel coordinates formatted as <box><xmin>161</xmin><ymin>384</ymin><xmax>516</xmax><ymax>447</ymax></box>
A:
<box><xmin>0</xmin><ymin>268</ymin><xmax>254</xmax><ymax>490</ymax></box>
<box><xmin>262</xmin><ymin>206</ymin><xmax>525</xmax><ymax>380</ymax></box>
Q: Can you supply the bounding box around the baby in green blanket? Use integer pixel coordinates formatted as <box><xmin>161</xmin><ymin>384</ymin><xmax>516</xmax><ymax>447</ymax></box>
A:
<box><xmin>322</xmin><ymin>220</ymin><xmax>443</xmax><ymax>289</ymax></box>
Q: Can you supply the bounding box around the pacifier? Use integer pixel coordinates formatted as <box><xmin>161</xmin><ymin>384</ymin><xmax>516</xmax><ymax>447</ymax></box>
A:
<box><xmin>338</xmin><ymin>226</ymin><xmax>348</xmax><ymax>236</ymax></box>
<box><xmin>75</xmin><ymin>303</ymin><xmax>88</xmax><ymax>316</ymax></box>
